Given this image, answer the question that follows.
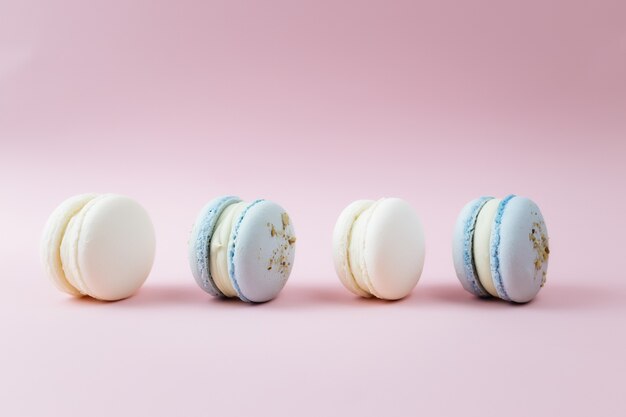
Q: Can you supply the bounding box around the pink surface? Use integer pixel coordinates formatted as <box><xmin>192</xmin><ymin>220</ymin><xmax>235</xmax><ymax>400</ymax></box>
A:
<box><xmin>1</xmin><ymin>1</ymin><xmax>625</xmax><ymax>415</ymax></box>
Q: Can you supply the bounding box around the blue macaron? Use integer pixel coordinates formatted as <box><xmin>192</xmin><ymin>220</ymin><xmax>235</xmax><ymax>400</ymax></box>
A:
<box><xmin>452</xmin><ymin>195</ymin><xmax>550</xmax><ymax>303</ymax></box>
<box><xmin>189</xmin><ymin>196</ymin><xmax>296</xmax><ymax>303</ymax></box>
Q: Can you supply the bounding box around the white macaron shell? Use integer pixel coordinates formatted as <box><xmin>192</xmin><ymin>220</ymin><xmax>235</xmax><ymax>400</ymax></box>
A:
<box><xmin>331</xmin><ymin>200</ymin><xmax>374</xmax><ymax>298</ymax></box>
<box><xmin>40</xmin><ymin>193</ymin><xmax>98</xmax><ymax>296</ymax></box>
<box><xmin>495</xmin><ymin>197</ymin><xmax>549</xmax><ymax>303</ymax></box>
<box><xmin>363</xmin><ymin>198</ymin><xmax>425</xmax><ymax>300</ymax></box>
<box><xmin>74</xmin><ymin>195</ymin><xmax>155</xmax><ymax>300</ymax></box>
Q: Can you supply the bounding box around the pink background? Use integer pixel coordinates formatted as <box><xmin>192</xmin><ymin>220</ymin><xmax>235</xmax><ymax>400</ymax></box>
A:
<box><xmin>1</xmin><ymin>1</ymin><xmax>625</xmax><ymax>415</ymax></box>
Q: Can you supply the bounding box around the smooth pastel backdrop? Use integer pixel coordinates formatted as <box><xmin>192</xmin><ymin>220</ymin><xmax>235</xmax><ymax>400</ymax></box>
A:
<box><xmin>1</xmin><ymin>1</ymin><xmax>625</xmax><ymax>416</ymax></box>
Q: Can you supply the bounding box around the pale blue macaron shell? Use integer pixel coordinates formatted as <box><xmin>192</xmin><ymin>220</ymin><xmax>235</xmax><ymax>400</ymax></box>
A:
<box><xmin>452</xmin><ymin>196</ymin><xmax>493</xmax><ymax>298</ymax></box>
<box><xmin>229</xmin><ymin>200</ymin><xmax>296</xmax><ymax>303</ymax></box>
<box><xmin>189</xmin><ymin>195</ymin><xmax>242</xmax><ymax>297</ymax></box>
<box><xmin>491</xmin><ymin>195</ymin><xmax>549</xmax><ymax>303</ymax></box>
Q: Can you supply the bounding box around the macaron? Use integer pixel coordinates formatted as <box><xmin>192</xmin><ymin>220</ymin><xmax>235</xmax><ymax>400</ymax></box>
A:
<box><xmin>452</xmin><ymin>195</ymin><xmax>550</xmax><ymax>303</ymax></box>
<box><xmin>40</xmin><ymin>194</ymin><xmax>156</xmax><ymax>301</ymax></box>
<box><xmin>188</xmin><ymin>196</ymin><xmax>296</xmax><ymax>303</ymax></box>
<box><xmin>332</xmin><ymin>198</ymin><xmax>425</xmax><ymax>300</ymax></box>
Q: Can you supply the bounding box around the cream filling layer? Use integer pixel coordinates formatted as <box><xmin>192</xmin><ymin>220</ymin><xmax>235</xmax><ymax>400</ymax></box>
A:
<box><xmin>60</xmin><ymin>195</ymin><xmax>107</xmax><ymax>297</ymax></box>
<box><xmin>348</xmin><ymin>199</ymin><xmax>384</xmax><ymax>298</ymax></box>
<box><xmin>473</xmin><ymin>198</ymin><xmax>501</xmax><ymax>298</ymax></box>
<box><xmin>210</xmin><ymin>202</ymin><xmax>247</xmax><ymax>298</ymax></box>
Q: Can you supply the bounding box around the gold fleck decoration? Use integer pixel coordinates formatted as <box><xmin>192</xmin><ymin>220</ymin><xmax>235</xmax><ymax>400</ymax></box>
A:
<box><xmin>265</xmin><ymin>213</ymin><xmax>296</xmax><ymax>277</ymax></box>
<box><xmin>529</xmin><ymin>219</ymin><xmax>550</xmax><ymax>279</ymax></box>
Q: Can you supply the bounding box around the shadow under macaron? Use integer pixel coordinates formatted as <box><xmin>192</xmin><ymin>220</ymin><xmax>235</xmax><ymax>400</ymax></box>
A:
<box><xmin>62</xmin><ymin>279</ymin><xmax>623</xmax><ymax>312</ymax></box>
<box><xmin>415</xmin><ymin>280</ymin><xmax>624</xmax><ymax>311</ymax></box>
<box><xmin>264</xmin><ymin>282</ymin><xmax>466</xmax><ymax>310</ymax></box>
<box><xmin>63</xmin><ymin>283</ymin><xmax>209</xmax><ymax>308</ymax></box>
<box><xmin>61</xmin><ymin>281</ymin><xmax>487</xmax><ymax>309</ymax></box>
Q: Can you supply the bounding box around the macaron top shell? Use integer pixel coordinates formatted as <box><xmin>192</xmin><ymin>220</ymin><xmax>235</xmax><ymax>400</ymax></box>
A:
<box><xmin>72</xmin><ymin>195</ymin><xmax>155</xmax><ymax>300</ymax></box>
<box><xmin>492</xmin><ymin>196</ymin><xmax>549</xmax><ymax>303</ymax></box>
<box><xmin>188</xmin><ymin>195</ymin><xmax>242</xmax><ymax>297</ymax></box>
<box><xmin>362</xmin><ymin>198</ymin><xmax>425</xmax><ymax>300</ymax></box>
<box><xmin>229</xmin><ymin>200</ymin><xmax>296</xmax><ymax>303</ymax></box>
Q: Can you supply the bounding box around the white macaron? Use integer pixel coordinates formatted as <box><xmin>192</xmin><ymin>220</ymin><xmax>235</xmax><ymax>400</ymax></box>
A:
<box><xmin>332</xmin><ymin>198</ymin><xmax>425</xmax><ymax>300</ymax></box>
<box><xmin>41</xmin><ymin>194</ymin><xmax>156</xmax><ymax>301</ymax></box>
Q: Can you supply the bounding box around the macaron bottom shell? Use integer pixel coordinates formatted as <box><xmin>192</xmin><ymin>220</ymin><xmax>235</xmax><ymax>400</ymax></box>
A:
<box><xmin>473</xmin><ymin>198</ymin><xmax>502</xmax><ymax>298</ymax></box>
<box><xmin>188</xmin><ymin>195</ymin><xmax>242</xmax><ymax>297</ymax></box>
